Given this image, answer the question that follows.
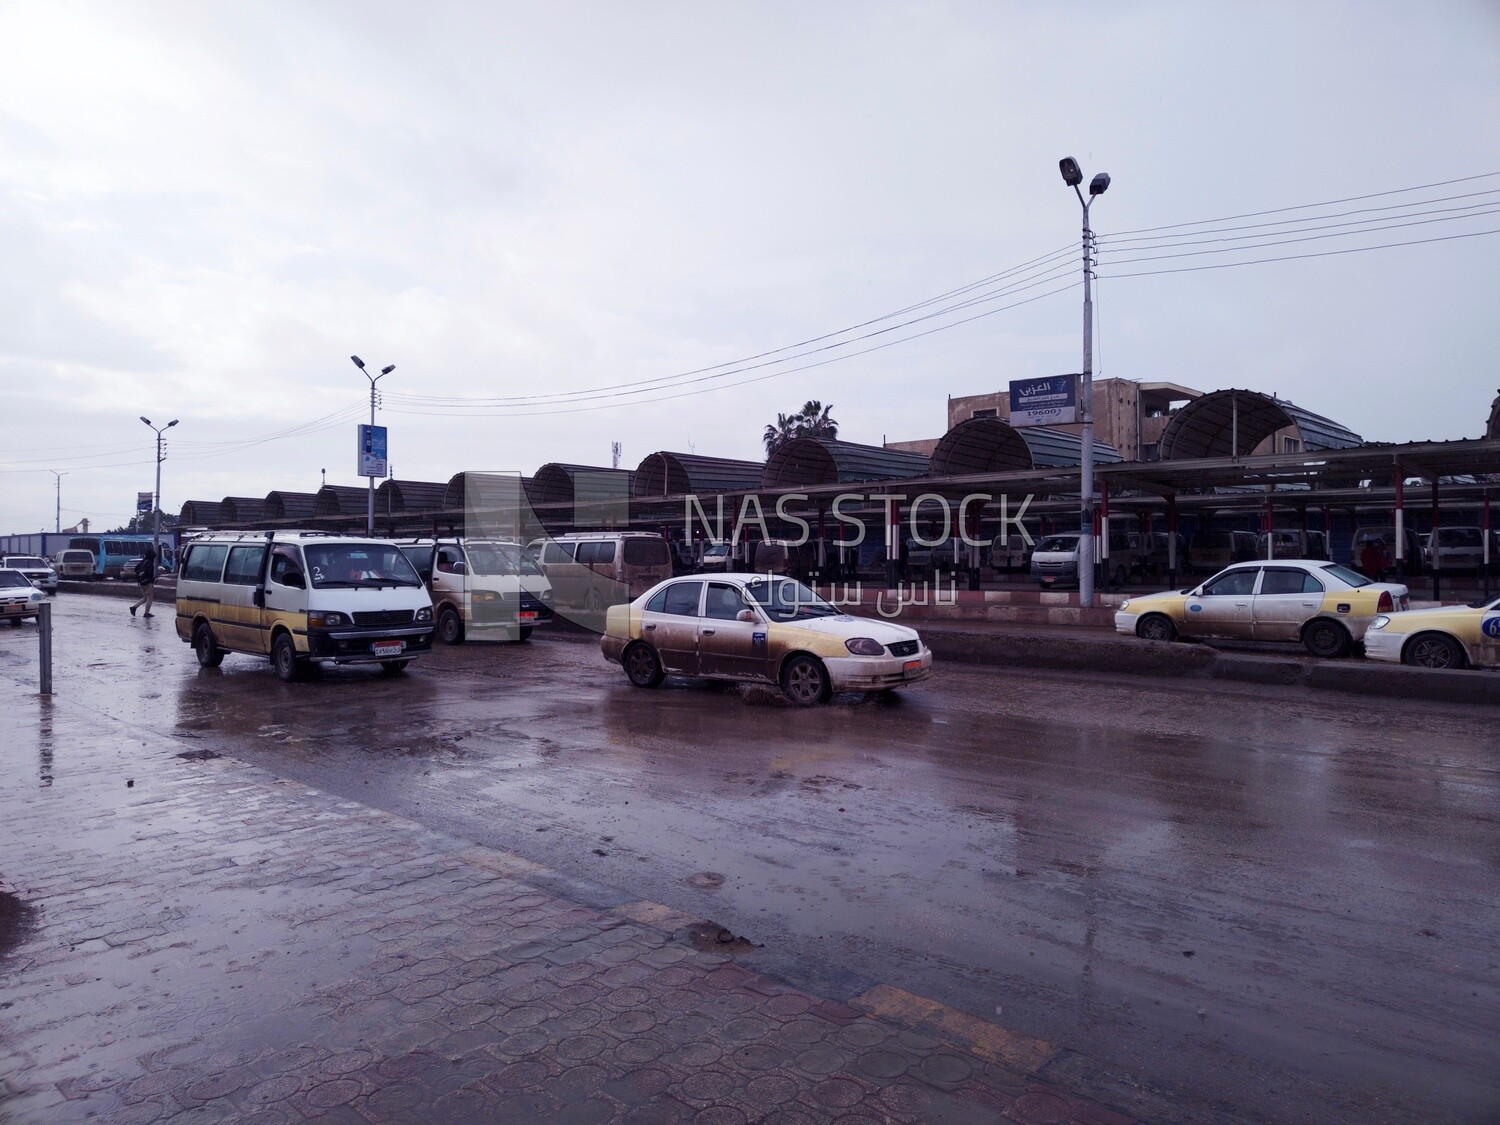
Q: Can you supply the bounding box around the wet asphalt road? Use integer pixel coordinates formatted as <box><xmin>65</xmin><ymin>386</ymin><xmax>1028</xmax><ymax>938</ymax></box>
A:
<box><xmin>3</xmin><ymin>596</ymin><xmax>1499</xmax><ymax>1123</ymax></box>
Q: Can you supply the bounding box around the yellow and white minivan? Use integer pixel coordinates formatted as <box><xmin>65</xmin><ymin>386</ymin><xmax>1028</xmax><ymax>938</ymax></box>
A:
<box><xmin>175</xmin><ymin>531</ymin><xmax>434</xmax><ymax>681</ymax></box>
<box><xmin>397</xmin><ymin>537</ymin><xmax>554</xmax><ymax>644</ymax></box>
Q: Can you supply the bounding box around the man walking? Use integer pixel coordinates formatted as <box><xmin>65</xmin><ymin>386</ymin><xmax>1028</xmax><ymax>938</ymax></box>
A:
<box><xmin>129</xmin><ymin>544</ymin><xmax>158</xmax><ymax>618</ymax></box>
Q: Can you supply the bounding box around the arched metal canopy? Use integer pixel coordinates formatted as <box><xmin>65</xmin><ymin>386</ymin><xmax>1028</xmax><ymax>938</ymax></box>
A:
<box><xmin>218</xmin><ymin>496</ymin><xmax>267</xmax><ymax>524</ymax></box>
<box><xmin>633</xmin><ymin>452</ymin><xmax>763</xmax><ymax>498</ymax></box>
<box><xmin>762</xmin><ymin>438</ymin><xmax>930</xmax><ymax>489</ymax></box>
<box><xmin>375</xmin><ymin>479</ymin><xmax>448</xmax><ymax>512</ymax></box>
<box><xmin>178</xmin><ymin>500</ymin><xmax>222</xmax><ymax>525</ymax></box>
<box><xmin>1488</xmin><ymin>389</ymin><xmax>1500</xmax><ymax>440</ymax></box>
<box><xmin>1158</xmin><ymin>389</ymin><xmax>1362</xmax><ymax>460</ymax></box>
<box><xmin>443</xmin><ymin>472</ymin><xmax>532</xmax><ymax>512</ymax></box>
<box><xmin>530</xmin><ymin>463</ymin><xmax>634</xmax><ymax>507</ymax></box>
<box><xmin>262</xmin><ymin>491</ymin><xmax>319</xmax><ymax>520</ymax></box>
<box><xmin>315</xmin><ymin>485</ymin><xmax>367</xmax><ymax>516</ymax></box>
<box><xmin>930</xmin><ymin>416</ymin><xmax>1122</xmax><ymax>475</ymax></box>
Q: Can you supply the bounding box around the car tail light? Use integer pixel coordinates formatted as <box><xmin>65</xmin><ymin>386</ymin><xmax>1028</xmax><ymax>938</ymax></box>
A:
<box><xmin>1377</xmin><ymin>590</ymin><xmax>1393</xmax><ymax>612</ymax></box>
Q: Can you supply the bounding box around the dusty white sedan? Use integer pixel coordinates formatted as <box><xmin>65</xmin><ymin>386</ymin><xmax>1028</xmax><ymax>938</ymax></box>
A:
<box><xmin>601</xmin><ymin>573</ymin><xmax>932</xmax><ymax>705</ymax></box>
<box><xmin>0</xmin><ymin>568</ymin><xmax>47</xmax><ymax>624</ymax></box>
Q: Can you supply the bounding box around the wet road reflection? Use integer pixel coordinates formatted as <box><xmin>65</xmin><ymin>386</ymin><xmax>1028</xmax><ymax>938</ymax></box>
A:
<box><xmin>4</xmin><ymin>596</ymin><xmax>1499</xmax><ymax>1122</ymax></box>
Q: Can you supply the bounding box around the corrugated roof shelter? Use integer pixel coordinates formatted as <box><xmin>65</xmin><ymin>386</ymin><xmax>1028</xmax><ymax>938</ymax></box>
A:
<box><xmin>315</xmin><ymin>485</ymin><xmax>368</xmax><ymax>516</ymax></box>
<box><xmin>930</xmin><ymin>416</ymin><xmax>1122</xmax><ymax>475</ymax></box>
<box><xmin>530</xmin><ymin>464</ymin><xmax>634</xmax><ymax>506</ymax></box>
<box><xmin>178</xmin><ymin>500</ymin><xmax>222</xmax><ymax>525</ymax></box>
<box><xmin>633</xmin><ymin>452</ymin><xmax>763</xmax><ymax>498</ymax></box>
<box><xmin>218</xmin><ymin>496</ymin><xmax>267</xmax><ymax>524</ymax></box>
<box><xmin>1158</xmin><ymin>389</ymin><xmax>1362</xmax><ymax>460</ymax></box>
<box><xmin>1488</xmin><ymin>389</ymin><xmax>1500</xmax><ymax>440</ymax></box>
<box><xmin>375</xmin><ymin>479</ymin><xmax>448</xmax><ymax>512</ymax></box>
<box><xmin>444</xmin><ymin>472</ymin><xmax>537</xmax><ymax>539</ymax></box>
<box><xmin>762</xmin><ymin>438</ymin><xmax>931</xmax><ymax>489</ymax></box>
<box><xmin>263</xmin><ymin>491</ymin><xmax>320</xmax><ymax>520</ymax></box>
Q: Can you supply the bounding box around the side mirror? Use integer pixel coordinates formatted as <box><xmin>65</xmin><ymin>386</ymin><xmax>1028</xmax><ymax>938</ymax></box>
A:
<box><xmin>282</xmin><ymin>570</ymin><xmax>306</xmax><ymax>589</ymax></box>
<box><xmin>736</xmin><ymin>609</ymin><xmax>757</xmax><ymax>623</ymax></box>
<box><xmin>452</xmin><ymin>561</ymin><xmax>467</xmax><ymax>575</ymax></box>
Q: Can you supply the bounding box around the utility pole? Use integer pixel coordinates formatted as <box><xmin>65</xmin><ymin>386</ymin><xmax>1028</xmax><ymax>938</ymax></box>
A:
<box><xmin>1059</xmin><ymin>157</ymin><xmax>1111</xmax><ymax>609</ymax></box>
<box><xmin>351</xmin><ymin>356</ymin><xmax>395</xmax><ymax>535</ymax></box>
<box><xmin>139</xmin><ymin>417</ymin><xmax>179</xmax><ymax>560</ymax></box>
<box><xmin>49</xmin><ymin>470</ymin><xmax>68</xmax><ymax>534</ymax></box>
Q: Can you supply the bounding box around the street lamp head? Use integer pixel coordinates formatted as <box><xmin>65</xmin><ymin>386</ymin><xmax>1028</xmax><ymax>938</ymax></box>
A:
<box><xmin>380</xmin><ymin>364</ymin><xmax>395</xmax><ymax>376</ymax></box>
<box><xmin>1059</xmin><ymin>157</ymin><xmax>1082</xmax><ymax>187</ymax></box>
<box><xmin>140</xmin><ymin>416</ymin><xmax>152</xmax><ymax>426</ymax></box>
<box><xmin>1089</xmin><ymin>172</ymin><xmax>1111</xmax><ymax>196</ymax></box>
<box><xmin>350</xmin><ymin>355</ymin><xmax>366</xmax><ymax>370</ymax></box>
<box><xmin>167</xmin><ymin>419</ymin><xmax>179</xmax><ymax>428</ymax></box>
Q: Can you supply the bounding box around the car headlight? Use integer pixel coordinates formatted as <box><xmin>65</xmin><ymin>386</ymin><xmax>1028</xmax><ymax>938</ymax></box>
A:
<box><xmin>1119</xmin><ymin>599</ymin><xmax>1131</xmax><ymax>611</ymax></box>
<box><xmin>472</xmin><ymin>590</ymin><xmax>498</xmax><ymax>602</ymax></box>
<box><xmin>415</xmin><ymin>606</ymin><xmax>433</xmax><ymax>623</ymax></box>
<box><xmin>30</xmin><ymin>591</ymin><xmax>44</xmax><ymax>603</ymax></box>
<box><xmin>845</xmin><ymin>637</ymin><xmax>885</xmax><ymax>656</ymax></box>
<box><xmin>1370</xmin><ymin>615</ymin><xmax>1390</xmax><ymax>630</ymax></box>
<box><xmin>309</xmin><ymin>611</ymin><xmax>347</xmax><ymax>627</ymax></box>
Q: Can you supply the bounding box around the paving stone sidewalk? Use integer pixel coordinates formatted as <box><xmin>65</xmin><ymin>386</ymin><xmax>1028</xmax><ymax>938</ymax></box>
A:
<box><xmin>0</xmin><ymin>678</ymin><xmax>1137</xmax><ymax>1124</ymax></box>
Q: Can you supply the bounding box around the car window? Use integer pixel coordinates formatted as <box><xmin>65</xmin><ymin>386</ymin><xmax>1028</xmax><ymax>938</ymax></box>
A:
<box><xmin>541</xmin><ymin>541</ymin><xmax>577</xmax><ymax>564</ymax></box>
<box><xmin>703</xmin><ymin>583</ymin><xmax>747</xmax><ymax>621</ymax></box>
<box><xmin>1201</xmin><ymin>569</ymin><xmax>1257</xmax><ymax>596</ymax></box>
<box><xmin>1035</xmin><ymin>536</ymin><xmax>1078</xmax><ymax>553</ymax></box>
<box><xmin>304</xmin><ymin>544</ymin><xmax>422</xmax><ymax>588</ymax></box>
<box><xmin>1259</xmin><ymin>567</ymin><xmax>1322</xmax><ymax>596</ymax></box>
<box><xmin>223</xmin><ymin>545</ymin><xmax>266</xmax><ymax>586</ymax></box>
<box><xmin>0</xmin><ymin>571</ymin><xmax>31</xmax><ymax>588</ymax></box>
<box><xmin>623</xmin><ymin>539</ymin><xmax>670</xmax><ymax>567</ymax></box>
<box><xmin>645</xmin><ymin>588</ymin><xmax>669</xmax><ymax>613</ymax></box>
<box><xmin>183</xmin><ymin>544</ymin><xmax>229</xmax><ymax>583</ymax></box>
<box><xmin>269</xmin><ymin>546</ymin><xmax>303</xmax><ymax>585</ymax></box>
<box><xmin>660</xmin><ymin>581</ymin><xmax>702</xmax><ymax>616</ymax></box>
<box><xmin>1320</xmin><ymin>563</ymin><xmax>1371</xmax><ymax>588</ymax></box>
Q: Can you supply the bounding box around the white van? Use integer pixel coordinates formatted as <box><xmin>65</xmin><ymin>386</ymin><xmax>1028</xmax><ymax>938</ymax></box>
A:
<box><xmin>527</xmin><ymin>532</ymin><xmax>673</xmax><ymax>612</ymax></box>
<box><xmin>398</xmin><ymin>537</ymin><xmax>554</xmax><ymax>644</ymax></box>
<box><xmin>175</xmin><ymin>531</ymin><xmax>434</xmax><ymax>682</ymax></box>
<box><xmin>1030</xmin><ymin>527</ymin><xmax>1144</xmax><ymax>588</ymax></box>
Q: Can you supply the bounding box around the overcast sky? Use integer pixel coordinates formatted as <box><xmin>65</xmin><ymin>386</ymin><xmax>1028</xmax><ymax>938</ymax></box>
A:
<box><xmin>3</xmin><ymin>0</ymin><xmax>1498</xmax><ymax>533</ymax></box>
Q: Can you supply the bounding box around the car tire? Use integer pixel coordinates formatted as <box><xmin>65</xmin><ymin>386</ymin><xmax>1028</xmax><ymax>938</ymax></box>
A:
<box><xmin>584</xmin><ymin>589</ymin><xmax>605</xmax><ymax>615</ymax></box>
<box><xmin>193</xmin><ymin>622</ymin><xmax>225</xmax><ymax>668</ymax></box>
<box><xmin>437</xmin><ymin>606</ymin><xmax>464</xmax><ymax>645</ymax></box>
<box><xmin>1403</xmin><ymin>632</ymin><xmax>1466</xmax><ymax>670</ymax></box>
<box><xmin>782</xmin><ymin>653</ymin><xmax>832</xmax><ymax>706</ymax></box>
<box><xmin>272</xmin><ymin>632</ymin><xmax>304</xmax><ymax>683</ymax></box>
<box><xmin>1136</xmin><ymin>614</ymin><xmax>1177</xmax><ymax>643</ymax></box>
<box><xmin>380</xmin><ymin>659</ymin><xmax>410</xmax><ymax>676</ymax></box>
<box><xmin>624</xmin><ymin>642</ymin><xmax>664</xmax><ymax>688</ymax></box>
<box><xmin>518</xmin><ymin>626</ymin><xmax>533</xmax><ymax>642</ymax></box>
<box><xmin>1302</xmin><ymin>618</ymin><xmax>1351</xmax><ymax>659</ymax></box>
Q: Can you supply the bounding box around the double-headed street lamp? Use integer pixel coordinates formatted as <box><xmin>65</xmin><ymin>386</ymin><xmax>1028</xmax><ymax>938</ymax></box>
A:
<box><xmin>351</xmin><ymin>355</ymin><xmax>395</xmax><ymax>535</ymax></box>
<box><xmin>140</xmin><ymin>416</ymin><xmax>179</xmax><ymax>559</ymax></box>
<box><xmin>1059</xmin><ymin>156</ymin><xmax>1110</xmax><ymax>609</ymax></box>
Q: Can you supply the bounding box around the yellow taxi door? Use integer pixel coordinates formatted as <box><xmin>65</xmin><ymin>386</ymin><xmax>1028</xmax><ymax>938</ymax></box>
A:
<box><xmin>1252</xmin><ymin>567</ymin><xmax>1325</xmax><ymax>642</ymax></box>
<box><xmin>642</xmin><ymin>580</ymin><xmax>702</xmax><ymax>673</ymax></box>
<box><xmin>696</xmin><ymin>583</ymin><xmax>767</xmax><ymax>679</ymax></box>
<box><xmin>1183</xmin><ymin>567</ymin><xmax>1258</xmax><ymax>637</ymax></box>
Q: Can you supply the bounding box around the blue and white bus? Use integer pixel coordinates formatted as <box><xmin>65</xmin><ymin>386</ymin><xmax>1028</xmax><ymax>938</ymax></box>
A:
<box><xmin>67</xmin><ymin>534</ymin><xmax>176</xmax><ymax>580</ymax></box>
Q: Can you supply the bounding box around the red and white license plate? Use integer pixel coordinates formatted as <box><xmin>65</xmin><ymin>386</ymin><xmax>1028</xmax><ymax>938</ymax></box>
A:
<box><xmin>372</xmin><ymin>640</ymin><xmax>405</xmax><ymax>657</ymax></box>
<box><xmin>519</xmin><ymin>610</ymin><xmax>537</xmax><ymax>622</ymax></box>
<box><xmin>2</xmin><ymin>604</ymin><xmax>21</xmax><ymax>615</ymax></box>
<box><xmin>903</xmin><ymin>659</ymin><xmax>922</xmax><ymax>677</ymax></box>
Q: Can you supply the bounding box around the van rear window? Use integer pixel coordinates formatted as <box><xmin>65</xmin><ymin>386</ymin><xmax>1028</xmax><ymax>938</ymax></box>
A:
<box><xmin>624</xmin><ymin>539</ymin><xmax>670</xmax><ymax>567</ymax></box>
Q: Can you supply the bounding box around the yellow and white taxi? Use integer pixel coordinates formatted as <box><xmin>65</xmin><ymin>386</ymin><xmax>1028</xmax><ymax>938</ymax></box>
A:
<box><xmin>1114</xmin><ymin>559</ymin><xmax>1409</xmax><ymax>658</ymax></box>
<box><xmin>1363</xmin><ymin>595</ymin><xmax>1500</xmax><ymax>670</ymax></box>
<box><xmin>601</xmin><ymin>573</ymin><xmax>932</xmax><ymax>705</ymax></box>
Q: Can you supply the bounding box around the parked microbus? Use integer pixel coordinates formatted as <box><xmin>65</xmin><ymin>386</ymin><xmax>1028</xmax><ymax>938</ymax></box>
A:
<box><xmin>527</xmin><ymin>532</ymin><xmax>673</xmax><ymax>611</ymax></box>
<box><xmin>397</xmin><ymin>537</ymin><xmax>554</xmax><ymax>644</ymax></box>
<box><xmin>175</xmin><ymin>531</ymin><xmax>434</xmax><ymax>682</ymax></box>
<box><xmin>68</xmin><ymin>534</ymin><xmax>171</xmax><ymax>580</ymax></box>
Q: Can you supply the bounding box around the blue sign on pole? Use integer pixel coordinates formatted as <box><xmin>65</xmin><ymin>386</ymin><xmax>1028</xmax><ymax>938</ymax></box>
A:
<box><xmin>358</xmin><ymin>425</ymin><xmax>388</xmax><ymax>479</ymax></box>
<box><xmin>1009</xmin><ymin>375</ymin><xmax>1078</xmax><ymax>427</ymax></box>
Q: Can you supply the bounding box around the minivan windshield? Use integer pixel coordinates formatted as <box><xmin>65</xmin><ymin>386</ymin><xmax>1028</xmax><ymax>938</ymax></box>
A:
<box><xmin>743</xmin><ymin>577</ymin><xmax>841</xmax><ymax>621</ymax></box>
<box><xmin>304</xmin><ymin>543</ymin><xmax>423</xmax><ymax>588</ymax></box>
<box><xmin>466</xmin><ymin>542</ymin><xmax>544</xmax><ymax>576</ymax></box>
<box><xmin>1035</xmin><ymin>535</ymin><xmax>1079</xmax><ymax>553</ymax></box>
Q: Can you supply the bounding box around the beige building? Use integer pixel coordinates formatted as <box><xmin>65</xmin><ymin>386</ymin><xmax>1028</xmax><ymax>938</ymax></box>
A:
<box><xmin>945</xmin><ymin>379</ymin><xmax>1203</xmax><ymax>463</ymax></box>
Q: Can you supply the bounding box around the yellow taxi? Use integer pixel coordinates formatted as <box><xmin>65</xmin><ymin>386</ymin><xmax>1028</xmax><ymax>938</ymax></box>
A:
<box><xmin>601</xmin><ymin>573</ymin><xmax>932</xmax><ymax>705</ymax></box>
<box><xmin>1363</xmin><ymin>595</ymin><xmax>1500</xmax><ymax>669</ymax></box>
<box><xmin>1113</xmin><ymin>559</ymin><xmax>1409</xmax><ymax>658</ymax></box>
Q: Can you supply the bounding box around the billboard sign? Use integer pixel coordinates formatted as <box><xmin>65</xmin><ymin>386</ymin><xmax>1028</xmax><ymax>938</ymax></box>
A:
<box><xmin>358</xmin><ymin>424</ymin><xmax>388</xmax><ymax>479</ymax></box>
<box><xmin>1009</xmin><ymin>375</ymin><xmax>1078</xmax><ymax>427</ymax></box>
<box><xmin>136</xmin><ymin>491</ymin><xmax>153</xmax><ymax>514</ymax></box>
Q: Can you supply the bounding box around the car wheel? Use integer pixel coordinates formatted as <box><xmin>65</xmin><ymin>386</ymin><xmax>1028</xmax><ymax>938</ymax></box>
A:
<box><xmin>1302</xmin><ymin>618</ymin><xmax>1351</xmax><ymax>659</ymax></box>
<box><xmin>584</xmin><ymin>589</ymin><xmax>605</xmax><ymax>615</ymax></box>
<box><xmin>1403</xmin><ymin>632</ymin><xmax>1466</xmax><ymax>670</ymax></box>
<box><xmin>437</xmin><ymin>606</ymin><xmax>464</xmax><ymax>645</ymax></box>
<box><xmin>272</xmin><ymin>632</ymin><xmax>304</xmax><ymax>682</ymax></box>
<box><xmin>518</xmin><ymin>626</ymin><xmax>533</xmax><ymax>642</ymax></box>
<box><xmin>624</xmin><ymin>642</ymin><xmax>664</xmax><ymax>688</ymax></box>
<box><xmin>193</xmin><ymin>622</ymin><xmax>225</xmax><ymax>668</ymax></box>
<box><xmin>782</xmin><ymin>653</ymin><xmax>832</xmax><ymax>706</ymax></box>
<box><xmin>1136</xmin><ymin>614</ymin><xmax>1177</xmax><ymax>643</ymax></box>
<box><xmin>380</xmin><ymin>659</ymin><xmax>410</xmax><ymax>676</ymax></box>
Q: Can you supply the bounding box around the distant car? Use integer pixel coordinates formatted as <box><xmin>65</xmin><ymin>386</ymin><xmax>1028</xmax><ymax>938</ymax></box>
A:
<box><xmin>1423</xmin><ymin>527</ymin><xmax>1491</xmax><ymax>574</ymax></box>
<box><xmin>1364</xmin><ymin>595</ymin><xmax>1500</xmax><ymax>670</ymax></box>
<box><xmin>0</xmin><ymin>568</ymin><xmax>46</xmax><ymax>624</ymax></box>
<box><xmin>600</xmin><ymin>572</ymin><xmax>932</xmax><ymax>705</ymax></box>
<box><xmin>697</xmin><ymin>543</ymin><xmax>733</xmax><ymax>573</ymax></box>
<box><xmin>1</xmin><ymin>555</ymin><xmax>58</xmax><ymax>593</ymax></box>
<box><xmin>1114</xmin><ymin>559</ymin><xmax>1410</xmax><ymax>658</ymax></box>
<box><xmin>55</xmin><ymin>548</ymin><xmax>96</xmax><ymax>580</ymax></box>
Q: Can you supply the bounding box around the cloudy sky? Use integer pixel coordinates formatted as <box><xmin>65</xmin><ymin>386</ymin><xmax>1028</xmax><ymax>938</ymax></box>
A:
<box><xmin>2</xmin><ymin>0</ymin><xmax>1498</xmax><ymax>533</ymax></box>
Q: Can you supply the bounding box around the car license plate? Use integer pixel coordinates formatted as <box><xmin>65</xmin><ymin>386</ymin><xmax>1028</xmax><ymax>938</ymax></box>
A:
<box><xmin>902</xmin><ymin>659</ymin><xmax>922</xmax><ymax>677</ymax></box>
<box><xmin>372</xmin><ymin>640</ymin><xmax>404</xmax><ymax>657</ymax></box>
<box><xmin>519</xmin><ymin>610</ymin><xmax>536</xmax><ymax>622</ymax></box>
<box><xmin>2</xmin><ymin>604</ymin><xmax>20</xmax><ymax>615</ymax></box>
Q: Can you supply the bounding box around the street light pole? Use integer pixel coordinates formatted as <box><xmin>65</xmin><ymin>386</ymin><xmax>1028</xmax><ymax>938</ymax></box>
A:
<box><xmin>1059</xmin><ymin>157</ymin><xmax>1110</xmax><ymax>610</ymax></box>
<box><xmin>139</xmin><ymin>416</ymin><xmax>179</xmax><ymax>561</ymax></box>
<box><xmin>49</xmin><ymin>470</ymin><xmax>68</xmax><ymax>534</ymax></box>
<box><xmin>351</xmin><ymin>356</ymin><xmax>395</xmax><ymax>536</ymax></box>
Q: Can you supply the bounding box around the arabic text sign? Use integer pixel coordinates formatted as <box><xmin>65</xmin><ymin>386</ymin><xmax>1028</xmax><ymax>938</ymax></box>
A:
<box><xmin>357</xmin><ymin>424</ymin><xmax>388</xmax><ymax>479</ymax></box>
<box><xmin>1009</xmin><ymin>375</ymin><xmax>1077</xmax><ymax>427</ymax></box>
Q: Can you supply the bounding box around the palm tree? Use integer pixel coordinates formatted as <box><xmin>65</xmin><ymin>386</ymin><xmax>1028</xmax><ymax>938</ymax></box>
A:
<box><xmin>762</xmin><ymin>412</ymin><xmax>797</xmax><ymax>456</ymax></box>
<box><xmin>763</xmin><ymin>401</ymin><xmax>839</xmax><ymax>455</ymax></box>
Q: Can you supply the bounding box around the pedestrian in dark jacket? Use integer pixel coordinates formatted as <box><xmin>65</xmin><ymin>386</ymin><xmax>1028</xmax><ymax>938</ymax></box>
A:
<box><xmin>129</xmin><ymin>545</ymin><xmax>158</xmax><ymax>617</ymax></box>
